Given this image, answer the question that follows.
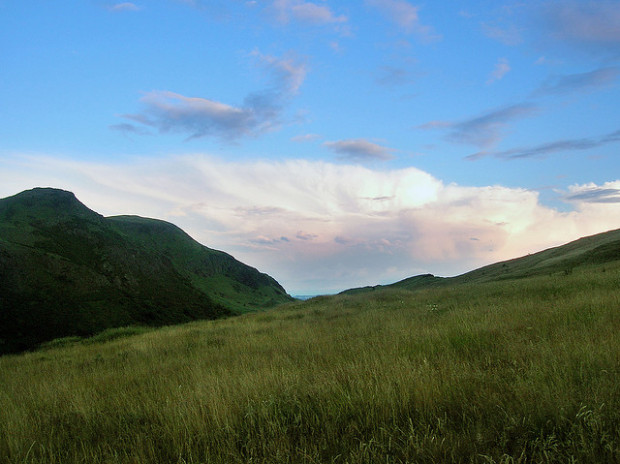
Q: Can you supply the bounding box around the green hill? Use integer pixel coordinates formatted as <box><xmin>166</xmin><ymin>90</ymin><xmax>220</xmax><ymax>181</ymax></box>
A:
<box><xmin>1</xmin><ymin>254</ymin><xmax>618</xmax><ymax>463</ymax></box>
<box><xmin>342</xmin><ymin>228</ymin><xmax>620</xmax><ymax>295</ymax></box>
<box><xmin>0</xmin><ymin>188</ymin><xmax>292</xmax><ymax>354</ymax></box>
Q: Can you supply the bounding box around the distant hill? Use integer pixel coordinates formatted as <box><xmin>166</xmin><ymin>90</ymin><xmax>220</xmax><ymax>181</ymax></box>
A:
<box><xmin>342</xmin><ymin>228</ymin><xmax>620</xmax><ymax>295</ymax></box>
<box><xmin>0</xmin><ymin>188</ymin><xmax>292</xmax><ymax>354</ymax></box>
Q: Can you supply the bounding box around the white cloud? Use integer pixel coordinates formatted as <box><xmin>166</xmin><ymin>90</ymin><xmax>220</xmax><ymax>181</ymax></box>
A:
<box><xmin>2</xmin><ymin>154</ymin><xmax>620</xmax><ymax>294</ymax></box>
<box><xmin>564</xmin><ymin>181</ymin><xmax>620</xmax><ymax>204</ymax></box>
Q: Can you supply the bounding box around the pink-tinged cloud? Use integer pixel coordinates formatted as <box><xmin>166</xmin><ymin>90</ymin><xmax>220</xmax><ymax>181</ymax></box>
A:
<box><xmin>3</xmin><ymin>154</ymin><xmax>620</xmax><ymax>294</ymax></box>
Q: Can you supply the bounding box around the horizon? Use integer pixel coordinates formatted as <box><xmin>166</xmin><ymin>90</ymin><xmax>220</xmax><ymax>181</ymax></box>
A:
<box><xmin>1</xmin><ymin>1</ymin><xmax>620</xmax><ymax>295</ymax></box>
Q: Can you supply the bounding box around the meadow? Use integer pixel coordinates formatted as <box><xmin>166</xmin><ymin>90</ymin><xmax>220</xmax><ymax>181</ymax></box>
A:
<box><xmin>0</xmin><ymin>263</ymin><xmax>619</xmax><ymax>463</ymax></box>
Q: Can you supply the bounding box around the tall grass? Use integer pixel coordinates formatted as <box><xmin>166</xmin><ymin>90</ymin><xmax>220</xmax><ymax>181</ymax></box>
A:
<box><xmin>1</xmin><ymin>263</ymin><xmax>619</xmax><ymax>463</ymax></box>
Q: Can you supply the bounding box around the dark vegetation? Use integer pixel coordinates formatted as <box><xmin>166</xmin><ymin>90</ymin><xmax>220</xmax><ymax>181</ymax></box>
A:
<box><xmin>0</xmin><ymin>188</ymin><xmax>292</xmax><ymax>354</ymax></box>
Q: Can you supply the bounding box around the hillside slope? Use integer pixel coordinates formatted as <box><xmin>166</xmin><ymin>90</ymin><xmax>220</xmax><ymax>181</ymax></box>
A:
<box><xmin>0</xmin><ymin>188</ymin><xmax>292</xmax><ymax>353</ymax></box>
<box><xmin>343</xmin><ymin>228</ymin><xmax>620</xmax><ymax>294</ymax></box>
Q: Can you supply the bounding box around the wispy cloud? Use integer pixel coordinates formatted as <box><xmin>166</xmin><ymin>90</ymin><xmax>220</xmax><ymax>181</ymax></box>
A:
<box><xmin>4</xmin><ymin>154</ymin><xmax>620</xmax><ymax>293</ymax></box>
<box><xmin>291</xmin><ymin>133</ymin><xmax>321</xmax><ymax>142</ymax></box>
<box><xmin>535</xmin><ymin>67</ymin><xmax>619</xmax><ymax>96</ymax></box>
<box><xmin>542</xmin><ymin>1</ymin><xmax>620</xmax><ymax>47</ymax></box>
<box><xmin>251</xmin><ymin>51</ymin><xmax>308</xmax><ymax>95</ymax></box>
<box><xmin>375</xmin><ymin>66</ymin><xmax>415</xmax><ymax>86</ymax></box>
<box><xmin>324</xmin><ymin>139</ymin><xmax>396</xmax><ymax>161</ymax></box>
<box><xmin>481</xmin><ymin>23</ymin><xmax>522</xmax><ymax>46</ymax></box>
<box><xmin>271</xmin><ymin>0</ymin><xmax>347</xmax><ymax>25</ymax></box>
<box><xmin>418</xmin><ymin>103</ymin><xmax>539</xmax><ymax>149</ymax></box>
<box><xmin>107</xmin><ymin>2</ymin><xmax>140</xmax><ymax>12</ymax></box>
<box><xmin>365</xmin><ymin>0</ymin><xmax>440</xmax><ymax>41</ymax></box>
<box><xmin>487</xmin><ymin>58</ymin><xmax>511</xmax><ymax>84</ymax></box>
<box><xmin>118</xmin><ymin>52</ymin><xmax>306</xmax><ymax>141</ymax></box>
<box><xmin>467</xmin><ymin>128</ymin><xmax>620</xmax><ymax>161</ymax></box>
<box><xmin>565</xmin><ymin>182</ymin><xmax>620</xmax><ymax>204</ymax></box>
<box><xmin>109</xmin><ymin>123</ymin><xmax>151</xmax><ymax>136</ymax></box>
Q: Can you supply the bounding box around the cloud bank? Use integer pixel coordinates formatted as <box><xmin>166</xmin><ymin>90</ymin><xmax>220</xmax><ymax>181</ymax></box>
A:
<box><xmin>2</xmin><ymin>154</ymin><xmax>620</xmax><ymax>294</ymax></box>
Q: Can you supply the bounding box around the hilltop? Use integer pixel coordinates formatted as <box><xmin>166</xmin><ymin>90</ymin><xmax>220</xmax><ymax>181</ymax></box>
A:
<box><xmin>0</xmin><ymin>188</ymin><xmax>292</xmax><ymax>354</ymax></box>
<box><xmin>342</xmin><ymin>227</ymin><xmax>620</xmax><ymax>295</ymax></box>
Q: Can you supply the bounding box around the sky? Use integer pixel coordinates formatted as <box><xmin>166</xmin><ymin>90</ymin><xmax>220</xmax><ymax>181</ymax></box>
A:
<box><xmin>1</xmin><ymin>0</ymin><xmax>620</xmax><ymax>295</ymax></box>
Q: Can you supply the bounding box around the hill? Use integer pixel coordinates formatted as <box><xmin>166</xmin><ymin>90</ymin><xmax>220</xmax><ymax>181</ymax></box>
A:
<box><xmin>1</xmin><ymin>256</ymin><xmax>618</xmax><ymax>462</ymax></box>
<box><xmin>0</xmin><ymin>188</ymin><xmax>292</xmax><ymax>354</ymax></box>
<box><xmin>342</xmin><ymin>227</ymin><xmax>620</xmax><ymax>294</ymax></box>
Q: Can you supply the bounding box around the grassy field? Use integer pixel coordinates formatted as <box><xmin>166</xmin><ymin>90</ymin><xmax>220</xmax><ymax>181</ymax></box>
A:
<box><xmin>1</xmin><ymin>262</ymin><xmax>619</xmax><ymax>463</ymax></box>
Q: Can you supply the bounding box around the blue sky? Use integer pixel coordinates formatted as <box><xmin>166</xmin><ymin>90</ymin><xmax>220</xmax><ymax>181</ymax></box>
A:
<box><xmin>1</xmin><ymin>0</ymin><xmax>620</xmax><ymax>295</ymax></box>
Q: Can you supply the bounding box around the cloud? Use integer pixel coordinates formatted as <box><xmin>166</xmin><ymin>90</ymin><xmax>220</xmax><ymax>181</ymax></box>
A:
<box><xmin>291</xmin><ymin>133</ymin><xmax>321</xmax><ymax>142</ymax></box>
<box><xmin>122</xmin><ymin>91</ymin><xmax>258</xmax><ymax>141</ymax></box>
<box><xmin>271</xmin><ymin>0</ymin><xmax>347</xmax><ymax>25</ymax></box>
<box><xmin>251</xmin><ymin>51</ymin><xmax>308</xmax><ymax>95</ymax></box>
<box><xmin>376</xmin><ymin>66</ymin><xmax>415</xmax><ymax>86</ymax></box>
<box><xmin>542</xmin><ymin>1</ymin><xmax>620</xmax><ymax>46</ymax></box>
<box><xmin>418</xmin><ymin>103</ymin><xmax>539</xmax><ymax>149</ymax></box>
<box><xmin>108</xmin><ymin>2</ymin><xmax>140</xmax><ymax>12</ymax></box>
<box><xmin>324</xmin><ymin>139</ymin><xmax>396</xmax><ymax>161</ymax></box>
<box><xmin>296</xmin><ymin>231</ymin><xmax>318</xmax><ymax>240</ymax></box>
<box><xmin>565</xmin><ymin>182</ymin><xmax>620</xmax><ymax>204</ymax></box>
<box><xmin>365</xmin><ymin>0</ymin><xmax>440</xmax><ymax>41</ymax></box>
<box><xmin>467</xmin><ymin>128</ymin><xmax>620</xmax><ymax>160</ymax></box>
<box><xmin>535</xmin><ymin>67</ymin><xmax>619</xmax><ymax>96</ymax></box>
<box><xmin>109</xmin><ymin>123</ymin><xmax>151</xmax><ymax>136</ymax></box>
<box><xmin>487</xmin><ymin>58</ymin><xmax>510</xmax><ymax>84</ymax></box>
<box><xmin>119</xmin><ymin>53</ymin><xmax>306</xmax><ymax>141</ymax></box>
<box><xmin>481</xmin><ymin>23</ymin><xmax>522</xmax><ymax>46</ymax></box>
<box><xmin>2</xmin><ymin>154</ymin><xmax>620</xmax><ymax>294</ymax></box>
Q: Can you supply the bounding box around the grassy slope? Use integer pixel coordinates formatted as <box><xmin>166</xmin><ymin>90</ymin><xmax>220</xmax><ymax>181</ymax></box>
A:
<box><xmin>1</xmin><ymin>261</ymin><xmax>619</xmax><ymax>463</ymax></box>
<box><xmin>107</xmin><ymin>215</ymin><xmax>291</xmax><ymax>311</ymax></box>
<box><xmin>343</xmin><ymin>228</ymin><xmax>620</xmax><ymax>295</ymax></box>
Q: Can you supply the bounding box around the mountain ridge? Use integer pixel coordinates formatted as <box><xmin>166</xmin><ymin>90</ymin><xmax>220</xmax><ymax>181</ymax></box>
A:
<box><xmin>0</xmin><ymin>187</ymin><xmax>292</xmax><ymax>354</ymax></box>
